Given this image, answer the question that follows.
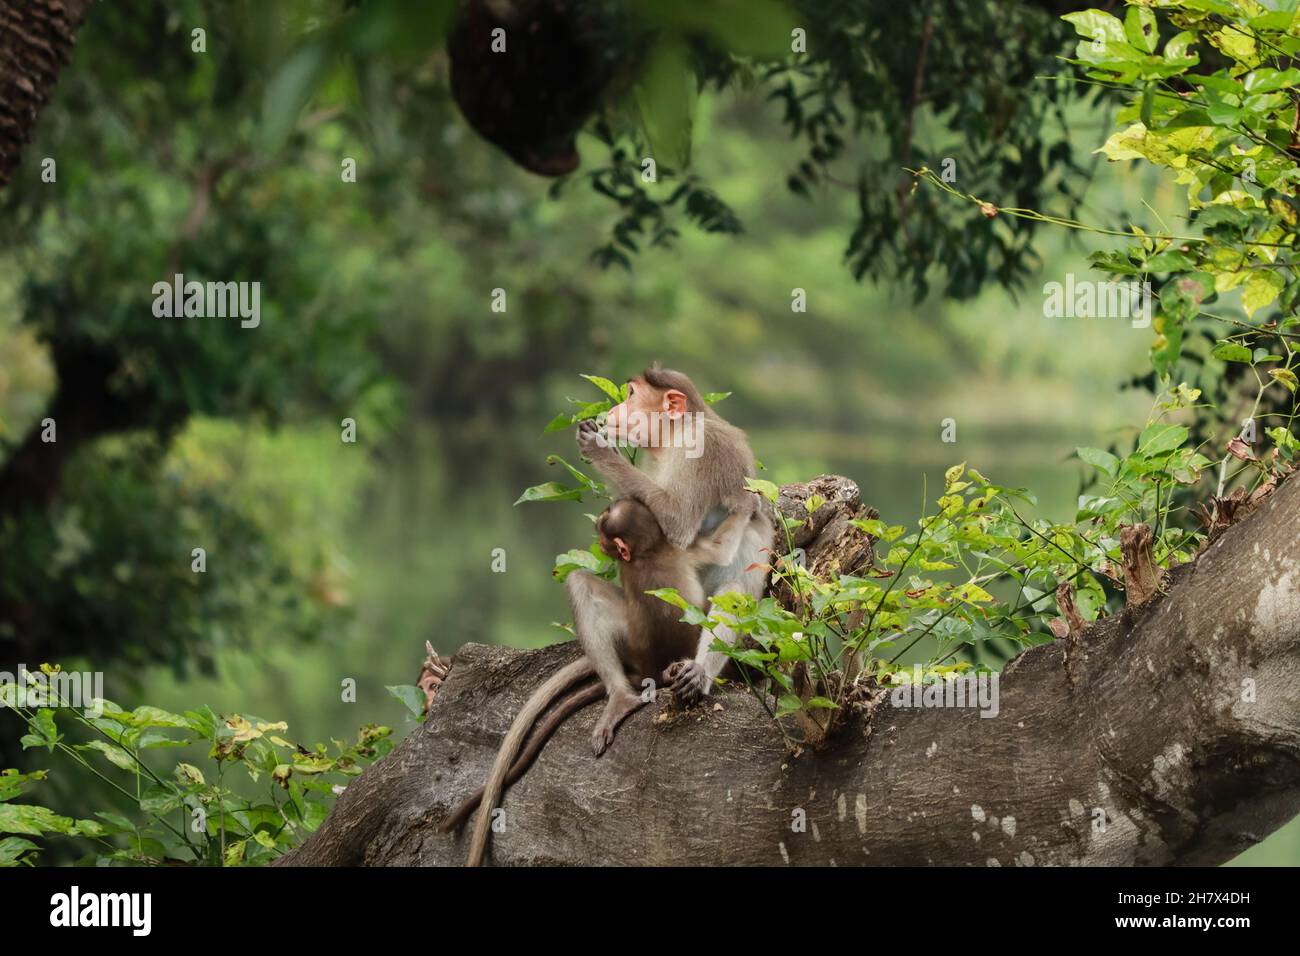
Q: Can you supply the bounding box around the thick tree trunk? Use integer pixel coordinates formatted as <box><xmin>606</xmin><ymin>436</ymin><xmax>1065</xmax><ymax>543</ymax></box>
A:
<box><xmin>0</xmin><ymin>0</ymin><xmax>94</xmax><ymax>188</ymax></box>
<box><xmin>281</xmin><ymin>474</ymin><xmax>1300</xmax><ymax>867</ymax></box>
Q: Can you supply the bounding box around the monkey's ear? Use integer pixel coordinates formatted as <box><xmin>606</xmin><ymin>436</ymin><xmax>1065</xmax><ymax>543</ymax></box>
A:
<box><xmin>663</xmin><ymin>389</ymin><xmax>688</xmax><ymax>418</ymax></box>
<box><xmin>613</xmin><ymin>537</ymin><xmax>632</xmax><ymax>562</ymax></box>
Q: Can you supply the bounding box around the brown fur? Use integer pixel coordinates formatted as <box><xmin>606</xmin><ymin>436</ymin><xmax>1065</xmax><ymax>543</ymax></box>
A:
<box><xmin>597</xmin><ymin>498</ymin><xmax>706</xmax><ymax>678</ymax></box>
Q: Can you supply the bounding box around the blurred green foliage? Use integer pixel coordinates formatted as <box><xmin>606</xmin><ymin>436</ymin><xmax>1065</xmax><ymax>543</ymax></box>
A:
<box><xmin>1</xmin><ymin>669</ymin><xmax>394</xmax><ymax>866</ymax></box>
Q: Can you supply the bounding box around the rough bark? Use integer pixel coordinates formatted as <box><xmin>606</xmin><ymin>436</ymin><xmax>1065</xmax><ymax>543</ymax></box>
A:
<box><xmin>0</xmin><ymin>0</ymin><xmax>95</xmax><ymax>189</ymax></box>
<box><xmin>281</xmin><ymin>474</ymin><xmax>1300</xmax><ymax>867</ymax></box>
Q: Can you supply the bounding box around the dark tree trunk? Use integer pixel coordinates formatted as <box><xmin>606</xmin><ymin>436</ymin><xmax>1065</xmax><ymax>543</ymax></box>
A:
<box><xmin>280</xmin><ymin>474</ymin><xmax>1300</xmax><ymax>867</ymax></box>
<box><xmin>0</xmin><ymin>0</ymin><xmax>95</xmax><ymax>188</ymax></box>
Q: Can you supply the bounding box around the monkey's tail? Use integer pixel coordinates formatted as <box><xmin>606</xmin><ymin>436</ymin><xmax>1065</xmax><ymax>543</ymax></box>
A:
<box><xmin>439</xmin><ymin>678</ymin><xmax>603</xmax><ymax>835</ymax></box>
<box><xmin>464</xmin><ymin>656</ymin><xmax>595</xmax><ymax>867</ymax></box>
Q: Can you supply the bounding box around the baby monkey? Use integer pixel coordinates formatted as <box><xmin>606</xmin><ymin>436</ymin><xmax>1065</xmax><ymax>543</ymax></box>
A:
<box><xmin>589</xmin><ymin>492</ymin><xmax>759</xmax><ymax>753</ymax></box>
<box><xmin>444</xmin><ymin>492</ymin><xmax>758</xmax><ymax>863</ymax></box>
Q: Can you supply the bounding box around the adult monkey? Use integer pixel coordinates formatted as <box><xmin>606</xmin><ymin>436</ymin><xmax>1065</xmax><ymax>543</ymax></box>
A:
<box><xmin>572</xmin><ymin>365</ymin><xmax>772</xmax><ymax>705</ymax></box>
<box><xmin>452</xmin><ymin>367</ymin><xmax>770</xmax><ymax>866</ymax></box>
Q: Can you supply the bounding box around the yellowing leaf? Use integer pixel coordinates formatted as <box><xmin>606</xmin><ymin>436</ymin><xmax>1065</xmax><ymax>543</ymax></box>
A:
<box><xmin>1098</xmin><ymin>123</ymin><xmax>1149</xmax><ymax>161</ymax></box>
<box><xmin>1242</xmin><ymin>270</ymin><xmax>1285</xmax><ymax>317</ymax></box>
<box><xmin>1269</xmin><ymin>368</ymin><xmax>1298</xmax><ymax>393</ymax></box>
<box><xmin>955</xmin><ymin>583</ymin><xmax>994</xmax><ymax>603</ymax></box>
<box><xmin>1211</xmin><ymin>27</ymin><xmax>1257</xmax><ymax>64</ymax></box>
<box><xmin>744</xmin><ymin>478</ymin><xmax>781</xmax><ymax>503</ymax></box>
<box><xmin>225</xmin><ymin>715</ymin><xmax>261</xmax><ymax>743</ymax></box>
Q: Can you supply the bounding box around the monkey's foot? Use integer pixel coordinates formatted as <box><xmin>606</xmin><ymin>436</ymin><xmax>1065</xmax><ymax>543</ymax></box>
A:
<box><xmin>666</xmin><ymin>659</ymin><xmax>710</xmax><ymax>706</ymax></box>
<box><xmin>591</xmin><ymin>691</ymin><xmax>643</xmax><ymax>757</ymax></box>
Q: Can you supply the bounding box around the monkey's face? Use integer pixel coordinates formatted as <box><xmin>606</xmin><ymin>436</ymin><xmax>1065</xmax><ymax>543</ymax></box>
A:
<box><xmin>606</xmin><ymin>376</ymin><xmax>688</xmax><ymax>447</ymax></box>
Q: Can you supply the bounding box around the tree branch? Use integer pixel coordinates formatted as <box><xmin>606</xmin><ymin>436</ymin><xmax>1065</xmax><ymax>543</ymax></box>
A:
<box><xmin>281</xmin><ymin>474</ymin><xmax>1300</xmax><ymax>866</ymax></box>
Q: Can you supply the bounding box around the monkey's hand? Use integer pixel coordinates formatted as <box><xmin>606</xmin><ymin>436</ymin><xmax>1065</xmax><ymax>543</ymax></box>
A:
<box><xmin>666</xmin><ymin>658</ymin><xmax>710</xmax><ymax>705</ymax></box>
<box><xmin>576</xmin><ymin>419</ymin><xmax>617</xmax><ymax>460</ymax></box>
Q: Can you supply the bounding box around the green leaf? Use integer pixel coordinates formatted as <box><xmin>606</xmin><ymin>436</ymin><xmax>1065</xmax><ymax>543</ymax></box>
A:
<box><xmin>260</xmin><ymin>40</ymin><xmax>331</xmax><ymax>154</ymax></box>
<box><xmin>1164</xmin><ymin>31</ymin><xmax>1197</xmax><ymax>61</ymax></box>
<box><xmin>71</xmin><ymin>818</ymin><xmax>107</xmax><ymax>839</ymax></box>
<box><xmin>1211</xmin><ymin>341</ymin><xmax>1254</xmax><ymax>363</ymax></box>
<box><xmin>93</xmin><ymin>811</ymin><xmax>136</xmax><ymax>834</ymax></box>
<box><xmin>542</xmin><ymin>412</ymin><xmax>575</xmax><ymax>434</ymax></box>
<box><xmin>138</xmin><ymin>784</ymin><xmax>183</xmax><ymax>814</ymax></box>
<box><xmin>552</xmin><ymin>546</ymin><xmax>613</xmax><ymax>582</ymax></box>
<box><xmin>1152</xmin><ymin>320</ymin><xmax>1184</xmax><ymax>379</ymax></box>
<box><xmin>579</xmin><ymin>374</ymin><xmax>625</xmax><ymax>402</ymax></box>
<box><xmin>515</xmin><ymin>481</ymin><xmax>584</xmax><ymax>505</ymax></box>
<box><xmin>645</xmin><ymin>587</ymin><xmax>689</xmax><ymax>611</ymax></box>
<box><xmin>1242</xmin><ymin>68</ymin><xmax>1300</xmax><ymax>94</ymax></box>
<box><xmin>1143</xmin><ymin>250</ymin><xmax>1195</xmax><ymax>272</ymax></box>
<box><xmin>1137</xmin><ymin>422</ymin><xmax>1189</xmax><ymax>457</ymax></box>
<box><xmin>1196</xmin><ymin>205</ymin><xmax>1251</xmax><ymax>233</ymax></box>
<box><xmin>0</xmin><ymin>836</ymin><xmax>40</xmax><ymax>866</ymax></box>
<box><xmin>1124</xmin><ymin>5</ymin><xmax>1158</xmax><ymax>53</ymax></box>
<box><xmin>386</xmin><ymin>684</ymin><xmax>425</xmax><ymax>719</ymax></box>
<box><xmin>1076</xmin><ymin>447</ymin><xmax>1119</xmax><ymax>477</ymax></box>
<box><xmin>128</xmin><ymin>706</ymin><xmax>190</xmax><ymax>729</ymax></box>
<box><xmin>24</xmin><ymin>709</ymin><xmax>59</xmax><ymax>752</ymax></box>
<box><xmin>136</xmin><ymin>731</ymin><xmax>191</xmax><ymax>749</ymax></box>
<box><xmin>78</xmin><ymin>740</ymin><xmax>138</xmax><ymax>772</ymax></box>
<box><xmin>544</xmin><ymin>455</ymin><xmax>601</xmax><ymax>493</ymax></box>
<box><xmin>0</xmin><ymin>803</ymin><xmax>72</xmax><ymax>837</ymax></box>
<box><xmin>1062</xmin><ymin>10</ymin><xmax>1127</xmax><ymax>48</ymax></box>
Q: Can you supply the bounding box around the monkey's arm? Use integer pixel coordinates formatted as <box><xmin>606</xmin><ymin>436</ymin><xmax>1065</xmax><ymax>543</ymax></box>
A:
<box><xmin>577</xmin><ymin>426</ymin><xmax>701</xmax><ymax>548</ymax></box>
<box><xmin>686</xmin><ymin>497</ymin><xmax>756</xmax><ymax>568</ymax></box>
